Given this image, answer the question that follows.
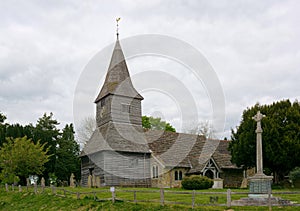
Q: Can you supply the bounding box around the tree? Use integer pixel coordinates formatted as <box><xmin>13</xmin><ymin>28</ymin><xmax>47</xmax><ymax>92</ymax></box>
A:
<box><xmin>0</xmin><ymin>112</ymin><xmax>6</xmax><ymax>124</ymax></box>
<box><xmin>33</xmin><ymin>113</ymin><xmax>60</xmax><ymax>181</ymax></box>
<box><xmin>76</xmin><ymin>116</ymin><xmax>96</xmax><ymax>147</ymax></box>
<box><xmin>0</xmin><ymin>136</ymin><xmax>50</xmax><ymax>184</ymax></box>
<box><xmin>0</xmin><ymin>112</ymin><xmax>7</xmax><ymax>147</ymax></box>
<box><xmin>55</xmin><ymin>124</ymin><xmax>81</xmax><ymax>183</ymax></box>
<box><xmin>0</xmin><ymin>112</ymin><xmax>82</xmax><ymax>185</ymax></box>
<box><xmin>0</xmin><ymin>112</ymin><xmax>34</xmax><ymax>147</ymax></box>
<box><xmin>229</xmin><ymin>100</ymin><xmax>300</xmax><ymax>183</ymax></box>
<box><xmin>142</xmin><ymin>116</ymin><xmax>176</xmax><ymax>132</ymax></box>
<box><xmin>184</xmin><ymin>121</ymin><xmax>215</xmax><ymax>138</ymax></box>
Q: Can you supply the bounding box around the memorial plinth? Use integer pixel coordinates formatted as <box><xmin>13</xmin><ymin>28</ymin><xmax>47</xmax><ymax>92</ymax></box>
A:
<box><xmin>248</xmin><ymin>111</ymin><xmax>273</xmax><ymax>198</ymax></box>
<box><xmin>232</xmin><ymin>111</ymin><xmax>291</xmax><ymax>206</ymax></box>
<box><xmin>248</xmin><ymin>174</ymin><xmax>273</xmax><ymax>198</ymax></box>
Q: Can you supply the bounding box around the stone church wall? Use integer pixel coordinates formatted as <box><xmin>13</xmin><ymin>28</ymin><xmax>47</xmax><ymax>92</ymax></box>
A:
<box><xmin>221</xmin><ymin>169</ymin><xmax>243</xmax><ymax>188</ymax></box>
<box><xmin>150</xmin><ymin>157</ymin><xmax>188</xmax><ymax>188</ymax></box>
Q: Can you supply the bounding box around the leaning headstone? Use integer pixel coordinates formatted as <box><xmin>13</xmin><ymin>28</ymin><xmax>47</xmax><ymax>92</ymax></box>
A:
<box><xmin>70</xmin><ymin>173</ymin><xmax>75</xmax><ymax>188</ymax></box>
<box><xmin>41</xmin><ymin>177</ymin><xmax>45</xmax><ymax>187</ymax></box>
<box><xmin>87</xmin><ymin>175</ymin><xmax>92</xmax><ymax>188</ymax></box>
<box><xmin>26</xmin><ymin>178</ymin><xmax>30</xmax><ymax>191</ymax></box>
<box><xmin>34</xmin><ymin>183</ymin><xmax>37</xmax><ymax>194</ymax></box>
<box><xmin>51</xmin><ymin>184</ymin><xmax>56</xmax><ymax>194</ymax></box>
<box><xmin>96</xmin><ymin>176</ymin><xmax>101</xmax><ymax>188</ymax></box>
<box><xmin>19</xmin><ymin>185</ymin><xmax>22</xmax><ymax>192</ymax></box>
<box><xmin>41</xmin><ymin>177</ymin><xmax>45</xmax><ymax>192</ymax></box>
<box><xmin>92</xmin><ymin>174</ymin><xmax>96</xmax><ymax>187</ymax></box>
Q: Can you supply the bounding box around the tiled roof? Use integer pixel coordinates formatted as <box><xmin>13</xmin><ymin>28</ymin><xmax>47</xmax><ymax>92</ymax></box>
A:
<box><xmin>145</xmin><ymin>130</ymin><xmax>203</xmax><ymax>168</ymax></box>
<box><xmin>94</xmin><ymin>40</ymin><xmax>143</xmax><ymax>103</ymax></box>
<box><xmin>81</xmin><ymin>122</ymin><xmax>149</xmax><ymax>156</ymax></box>
<box><xmin>212</xmin><ymin>140</ymin><xmax>238</xmax><ymax>169</ymax></box>
<box><xmin>145</xmin><ymin>130</ymin><xmax>238</xmax><ymax>172</ymax></box>
<box><xmin>81</xmin><ymin>127</ymin><xmax>238</xmax><ymax>171</ymax></box>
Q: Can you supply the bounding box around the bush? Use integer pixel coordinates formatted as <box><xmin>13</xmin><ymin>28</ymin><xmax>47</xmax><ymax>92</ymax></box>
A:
<box><xmin>289</xmin><ymin>167</ymin><xmax>300</xmax><ymax>181</ymax></box>
<box><xmin>181</xmin><ymin>175</ymin><xmax>213</xmax><ymax>190</ymax></box>
<box><xmin>289</xmin><ymin>167</ymin><xmax>300</xmax><ymax>188</ymax></box>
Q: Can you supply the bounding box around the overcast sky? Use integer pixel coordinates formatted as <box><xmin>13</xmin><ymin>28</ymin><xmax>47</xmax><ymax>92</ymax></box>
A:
<box><xmin>1</xmin><ymin>0</ymin><xmax>299</xmax><ymax>139</ymax></box>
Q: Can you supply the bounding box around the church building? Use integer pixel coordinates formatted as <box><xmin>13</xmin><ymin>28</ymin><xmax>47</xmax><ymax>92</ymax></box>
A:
<box><xmin>80</xmin><ymin>32</ymin><xmax>243</xmax><ymax>188</ymax></box>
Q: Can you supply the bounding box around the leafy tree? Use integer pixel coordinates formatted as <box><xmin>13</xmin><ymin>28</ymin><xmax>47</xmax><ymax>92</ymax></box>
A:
<box><xmin>4</xmin><ymin>124</ymin><xmax>34</xmax><ymax>140</ymax></box>
<box><xmin>55</xmin><ymin>124</ymin><xmax>81</xmax><ymax>183</ymax></box>
<box><xmin>0</xmin><ymin>112</ymin><xmax>7</xmax><ymax>147</ymax></box>
<box><xmin>33</xmin><ymin>113</ymin><xmax>60</xmax><ymax>181</ymax></box>
<box><xmin>229</xmin><ymin>100</ymin><xmax>300</xmax><ymax>183</ymax></box>
<box><xmin>0</xmin><ymin>113</ymin><xmax>34</xmax><ymax>148</ymax></box>
<box><xmin>0</xmin><ymin>112</ymin><xmax>6</xmax><ymax>124</ymax></box>
<box><xmin>142</xmin><ymin>116</ymin><xmax>176</xmax><ymax>132</ymax></box>
<box><xmin>289</xmin><ymin>167</ymin><xmax>300</xmax><ymax>183</ymax></box>
<box><xmin>0</xmin><ymin>136</ymin><xmax>50</xmax><ymax>184</ymax></box>
<box><xmin>0</xmin><ymin>112</ymin><xmax>82</xmax><ymax>185</ymax></box>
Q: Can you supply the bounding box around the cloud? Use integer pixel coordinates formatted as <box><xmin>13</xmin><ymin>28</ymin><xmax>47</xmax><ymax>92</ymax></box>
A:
<box><xmin>0</xmin><ymin>0</ymin><xmax>299</xmax><ymax>139</ymax></box>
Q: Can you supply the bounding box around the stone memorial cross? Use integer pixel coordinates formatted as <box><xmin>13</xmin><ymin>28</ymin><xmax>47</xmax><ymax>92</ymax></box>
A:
<box><xmin>252</xmin><ymin>111</ymin><xmax>266</xmax><ymax>175</ymax></box>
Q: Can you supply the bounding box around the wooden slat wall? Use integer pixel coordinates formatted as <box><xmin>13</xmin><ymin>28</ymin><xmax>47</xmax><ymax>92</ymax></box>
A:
<box><xmin>81</xmin><ymin>151</ymin><xmax>151</xmax><ymax>187</ymax></box>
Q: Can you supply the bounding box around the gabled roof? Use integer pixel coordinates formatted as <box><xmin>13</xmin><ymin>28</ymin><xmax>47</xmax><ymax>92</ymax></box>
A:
<box><xmin>146</xmin><ymin>131</ymin><xmax>204</xmax><ymax>168</ymax></box>
<box><xmin>212</xmin><ymin>140</ymin><xmax>238</xmax><ymax>169</ymax></box>
<box><xmin>94</xmin><ymin>39</ymin><xmax>143</xmax><ymax>103</ymax></box>
<box><xmin>80</xmin><ymin>122</ymin><xmax>150</xmax><ymax>156</ymax></box>
<box><xmin>145</xmin><ymin>130</ymin><xmax>238</xmax><ymax>172</ymax></box>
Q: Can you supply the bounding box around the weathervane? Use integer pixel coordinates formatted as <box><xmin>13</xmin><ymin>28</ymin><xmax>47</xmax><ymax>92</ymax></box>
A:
<box><xmin>116</xmin><ymin>17</ymin><xmax>121</xmax><ymax>39</ymax></box>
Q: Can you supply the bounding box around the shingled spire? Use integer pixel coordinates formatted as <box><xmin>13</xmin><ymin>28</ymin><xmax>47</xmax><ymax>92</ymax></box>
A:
<box><xmin>94</xmin><ymin>39</ymin><xmax>143</xmax><ymax>103</ymax></box>
<box><xmin>95</xmin><ymin>33</ymin><xmax>144</xmax><ymax>128</ymax></box>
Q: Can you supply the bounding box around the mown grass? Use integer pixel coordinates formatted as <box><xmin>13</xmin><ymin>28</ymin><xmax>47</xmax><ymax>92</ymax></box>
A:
<box><xmin>0</xmin><ymin>186</ymin><xmax>300</xmax><ymax>211</ymax></box>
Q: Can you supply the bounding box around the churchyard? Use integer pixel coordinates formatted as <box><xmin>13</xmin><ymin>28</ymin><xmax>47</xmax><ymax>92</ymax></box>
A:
<box><xmin>1</xmin><ymin>184</ymin><xmax>300</xmax><ymax>210</ymax></box>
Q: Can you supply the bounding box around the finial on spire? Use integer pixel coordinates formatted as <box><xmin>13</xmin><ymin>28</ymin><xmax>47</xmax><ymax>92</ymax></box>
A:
<box><xmin>116</xmin><ymin>17</ymin><xmax>121</xmax><ymax>40</ymax></box>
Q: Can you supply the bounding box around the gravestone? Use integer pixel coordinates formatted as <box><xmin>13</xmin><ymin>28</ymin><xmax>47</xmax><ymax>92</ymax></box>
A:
<box><xmin>92</xmin><ymin>173</ymin><xmax>96</xmax><ymax>187</ymax></box>
<box><xmin>70</xmin><ymin>173</ymin><xmax>76</xmax><ymax>187</ymax></box>
<box><xmin>41</xmin><ymin>177</ymin><xmax>45</xmax><ymax>192</ymax></box>
<box><xmin>87</xmin><ymin>175</ymin><xmax>92</xmax><ymax>188</ymax></box>
<box><xmin>41</xmin><ymin>177</ymin><xmax>45</xmax><ymax>187</ymax></box>
<box><xmin>96</xmin><ymin>176</ymin><xmax>101</xmax><ymax>188</ymax></box>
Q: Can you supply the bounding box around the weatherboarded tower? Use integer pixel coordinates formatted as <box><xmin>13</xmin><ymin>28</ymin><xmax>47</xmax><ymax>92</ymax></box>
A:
<box><xmin>80</xmin><ymin>34</ymin><xmax>151</xmax><ymax>187</ymax></box>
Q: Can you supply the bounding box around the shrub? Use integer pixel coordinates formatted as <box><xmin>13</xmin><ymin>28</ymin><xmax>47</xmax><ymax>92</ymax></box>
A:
<box><xmin>289</xmin><ymin>167</ymin><xmax>300</xmax><ymax>181</ymax></box>
<box><xmin>289</xmin><ymin>167</ymin><xmax>300</xmax><ymax>188</ymax></box>
<box><xmin>181</xmin><ymin>175</ymin><xmax>213</xmax><ymax>190</ymax></box>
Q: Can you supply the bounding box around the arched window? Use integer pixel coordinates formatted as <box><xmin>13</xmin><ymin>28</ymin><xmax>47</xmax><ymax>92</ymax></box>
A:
<box><xmin>175</xmin><ymin>171</ymin><xmax>178</xmax><ymax>181</ymax></box>
<box><xmin>152</xmin><ymin>165</ymin><xmax>158</xmax><ymax>178</ymax></box>
<box><xmin>179</xmin><ymin>171</ymin><xmax>183</xmax><ymax>180</ymax></box>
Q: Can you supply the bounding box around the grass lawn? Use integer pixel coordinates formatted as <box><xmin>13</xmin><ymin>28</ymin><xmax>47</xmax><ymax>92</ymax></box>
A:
<box><xmin>0</xmin><ymin>186</ymin><xmax>300</xmax><ymax>211</ymax></box>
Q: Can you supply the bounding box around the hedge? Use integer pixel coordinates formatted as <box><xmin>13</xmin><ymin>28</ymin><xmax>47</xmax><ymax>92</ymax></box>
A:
<box><xmin>181</xmin><ymin>175</ymin><xmax>213</xmax><ymax>190</ymax></box>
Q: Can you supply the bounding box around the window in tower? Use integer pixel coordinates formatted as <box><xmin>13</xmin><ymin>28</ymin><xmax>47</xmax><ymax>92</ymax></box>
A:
<box><xmin>122</xmin><ymin>104</ymin><xmax>130</xmax><ymax>113</ymax></box>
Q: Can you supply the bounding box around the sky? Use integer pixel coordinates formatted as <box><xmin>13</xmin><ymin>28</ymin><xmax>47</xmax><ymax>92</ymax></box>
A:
<box><xmin>1</xmin><ymin>0</ymin><xmax>300</xmax><ymax>139</ymax></box>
